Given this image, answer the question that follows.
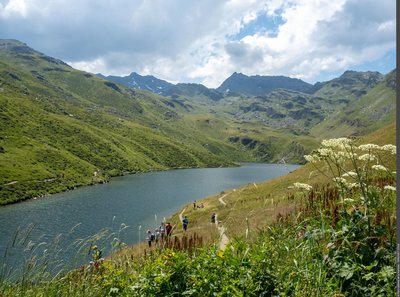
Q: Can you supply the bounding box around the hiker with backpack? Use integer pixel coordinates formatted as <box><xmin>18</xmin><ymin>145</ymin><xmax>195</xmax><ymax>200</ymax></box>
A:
<box><xmin>154</xmin><ymin>229</ymin><xmax>160</xmax><ymax>246</ymax></box>
<box><xmin>159</xmin><ymin>222</ymin><xmax>166</xmax><ymax>240</ymax></box>
<box><xmin>182</xmin><ymin>216</ymin><xmax>189</xmax><ymax>232</ymax></box>
<box><xmin>88</xmin><ymin>245</ymin><xmax>104</xmax><ymax>271</ymax></box>
<box><xmin>165</xmin><ymin>222</ymin><xmax>173</xmax><ymax>237</ymax></box>
<box><xmin>146</xmin><ymin>230</ymin><xmax>155</xmax><ymax>247</ymax></box>
<box><xmin>211</xmin><ymin>213</ymin><xmax>216</xmax><ymax>224</ymax></box>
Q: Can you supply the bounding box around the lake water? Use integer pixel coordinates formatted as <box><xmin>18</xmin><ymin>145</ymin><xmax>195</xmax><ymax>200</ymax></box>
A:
<box><xmin>0</xmin><ymin>163</ymin><xmax>299</xmax><ymax>279</ymax></box>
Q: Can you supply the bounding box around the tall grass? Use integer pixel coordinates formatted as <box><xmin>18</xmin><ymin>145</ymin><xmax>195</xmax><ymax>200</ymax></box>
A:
<box><xmin>0</xmin><ymin>221</ymin><xmax>131</xmax><ymax>293</ymax></box>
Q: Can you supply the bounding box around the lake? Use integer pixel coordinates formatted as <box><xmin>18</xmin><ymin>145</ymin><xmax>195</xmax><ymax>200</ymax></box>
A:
<box><xmin>0</xmin><ymin>163</ymin><xmax>299</xmax><ymax>279</ymax></box>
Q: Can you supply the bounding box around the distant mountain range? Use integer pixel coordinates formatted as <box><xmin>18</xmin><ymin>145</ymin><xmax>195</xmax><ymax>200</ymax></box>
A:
<box><xmin>217</xmin><ymin>72</ymin><xmax>313</xmax><ymax>95</ymax></box>
<box><xmin>97</xmin><ymin>72</ymin><xmax>174</xmax><ymax>95</ymax></box>
<box><xmin>99</xmin><ymin>69</ymin><xmax>387</xmax><ymax>100</ymax></box>
<box><xmin>99</xmin><ymin>71</ymin><xmax>315</xmax><ymax>98</ymax></box>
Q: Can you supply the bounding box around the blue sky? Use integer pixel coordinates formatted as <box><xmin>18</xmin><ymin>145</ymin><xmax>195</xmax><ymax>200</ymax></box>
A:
<box><xmin>0</xmin><ymin>0</ymin><xmax>396</xmax><ymax>87</ymax></box>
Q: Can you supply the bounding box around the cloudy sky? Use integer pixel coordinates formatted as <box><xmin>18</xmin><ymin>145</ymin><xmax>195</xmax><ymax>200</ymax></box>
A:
<box><xmin>0</xmin><ymin>0</ymin><xmax>396</xmax><ymax>87</ymax></box>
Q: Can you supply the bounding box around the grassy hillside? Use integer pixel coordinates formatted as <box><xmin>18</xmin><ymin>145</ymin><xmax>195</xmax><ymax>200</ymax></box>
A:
<box><xmin>310</xmin><ymin>70</ymin><xmax>396</xmax><ymax>138</ymax></box>
<box><xmin>0</xmin><ymin>40</ymin><xmax>250</xmax><ymax>204</ymax></box>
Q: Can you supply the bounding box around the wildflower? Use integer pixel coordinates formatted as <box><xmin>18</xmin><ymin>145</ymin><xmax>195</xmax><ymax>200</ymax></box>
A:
<box><xmin>384</xmin><ymin>185</ymin><xmax>396</xmax><ymax>191</ymax></box>
<box><xmin>336</xmin><ymin>151</ymin><xmax>354</xmax><ymax>159</ymax></box>
<box><xmin>358</xmin><ymin>144</ymin><xmax>381</xmax><ymax>151</ymax></box>
<box><xmin>322</xmin><ymin>138</ymin><xmax>352</xmax><ymax>149</ymax></box>
<box><xmin>332</xmin><ymin>177</ymin><xmax>348</xmax><ymax>186</ymax></box>
<box><xmin>371</xmin><ymin>164</ymin><xmax>388</xmax><ymax>171</ymax></box>
<box><xmin>358</xmin><ymin>154</ymin><xmax>376</xmax><ymax>161</ymax></box>
<box><xmin>293</xmin><ymin>182</ymin><xmax>313</xmax><ymax>191</ymax></box>
<box><xmin>317</xmin><ymin>148</ymin><xmax>333</xmax><ymax>157</ymax></box>
<box><xmin>347</xmin><ymin>183</ymin><xmax>360</xmax><ymax>189</ymax></box>
<box><xmin>381</xmin><ymin>144</ymin><xmax>396</xmax><ymax>155</ymax></box>
<box><xmin>109</xmin><ymin>287</ymin><xmax>119</xmax><ymax>294</ymax></box>
<box><xmin>342</xmin><ymin>171</ymin><xmax>357</xmax><ymax>178</ymax></box>
<box><xmin>304</xmin><ymin>154</ymin><xmax>320</xmax><ymax>163</ymax></box>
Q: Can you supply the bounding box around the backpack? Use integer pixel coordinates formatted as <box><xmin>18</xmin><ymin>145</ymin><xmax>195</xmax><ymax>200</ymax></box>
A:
<box><xmin>150</xmin><ymin>234</ymin><xmax>155</xmax><ymax>241</ymax></box>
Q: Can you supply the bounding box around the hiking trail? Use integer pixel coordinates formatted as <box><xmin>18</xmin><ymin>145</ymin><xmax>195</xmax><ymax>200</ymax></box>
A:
<box><xmin>215</xmin><ymin>214</ymin><xmax>229</xmax><ymax>251</ymax></box>
<box><xmin>218</xmin><ymin>193</ymin><xmax>228</xmax><ymax>206</ymax></box>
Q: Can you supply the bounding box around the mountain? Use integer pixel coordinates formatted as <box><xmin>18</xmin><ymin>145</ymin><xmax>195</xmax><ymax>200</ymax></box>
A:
<box><xmin>216</xmin><ymin>72</ymin><xmax>313</xmax><ymax>96</ymax></box>
<box><xmin>100</xmin><ymin>71</ymin><xmax>313</xmax><ymax>100</ymax></box>
<box><xmin>217</xmin><ymin>68</ymin><xmax>394</xmax><ymax>137</ymax></box>
<box><xmin>310</xmin><ymin>69</ymin><xmax>396</xmax><ymax>138</ymax></box>
<box><xmin>99</xmin><ymin>72</ymin><xmax>174</xmax><ymax>95</ymax></box>
<box><xmin>310</xmin><ymin>70</ymin><xmax>384</xmax><ymax>97</ymax></box>
<box><xmin>0</xmin><ymin>39</ymin><xmax>251</xmax><ymax>204</ymax></box>
<box><xmin>165</xmin><ymin>83</ymin><xmax>223</xmax><ymax>101</ymax></box>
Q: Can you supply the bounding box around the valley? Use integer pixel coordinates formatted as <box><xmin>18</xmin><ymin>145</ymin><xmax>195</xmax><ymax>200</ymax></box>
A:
<box><xmin>0</xmin><ymin>39</ymin><xmax>396</xmax><ymax>205</ymax></box>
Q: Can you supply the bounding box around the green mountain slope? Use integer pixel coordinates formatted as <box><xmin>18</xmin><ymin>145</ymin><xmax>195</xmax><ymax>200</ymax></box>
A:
<box><xmin>207</xmin><ymin>69</ymin><xmax>395</xmax><ymax>140</ymax></box>
<box><xmin>0</xmin><ymin>40</ymin><xmax>247</xmax><ymax>204</ymax></box>
<box><xmin>310</xmin><ymin>70</ymin><xmax>396</xmax><ymax>138</ymax></box>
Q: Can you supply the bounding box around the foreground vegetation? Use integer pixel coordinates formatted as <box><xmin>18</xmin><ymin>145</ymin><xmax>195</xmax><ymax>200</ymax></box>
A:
<box><xmin>1</xmin><ymin>124</ymin><xmax>395</xmax><ymax>296</ymax></box>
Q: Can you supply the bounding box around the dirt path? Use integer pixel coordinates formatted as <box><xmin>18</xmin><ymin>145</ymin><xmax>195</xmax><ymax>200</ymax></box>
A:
<box><xmin>179</xmin><ymin>207</ymin><xmax>186</xmax><ymax>222</ymax></box>
<box><xmin>180</xmin><ymin>202</ymin><xmax>229</xmax><ymax>250</ymax></box>
<box><xmin>218</xmin><ymin>193</ymin><xmax>228</xmax><ymax>206</ymax></box>
<box><xmin>215</xmin><ymin>214</ymin><xmax>229</xmax><ymax>251</ymax></box>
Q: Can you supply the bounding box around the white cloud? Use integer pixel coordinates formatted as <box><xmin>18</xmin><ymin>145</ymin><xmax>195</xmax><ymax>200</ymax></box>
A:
<box><xmin>0</xmin><ymin>0</ymin><xmax>27</xmax><ymax>18</ymax></box>
<box><xmin>0</xmin><ymin>0</ymin><xmax>395</xmax><ymax>87</ymax></box>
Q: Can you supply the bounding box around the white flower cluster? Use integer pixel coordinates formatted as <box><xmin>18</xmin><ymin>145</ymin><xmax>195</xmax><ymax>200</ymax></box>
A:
<box><xmin>358</xmin><ymin>144</ymin><xmax>381</xmax><ymax>151</ymax></box>
<box><xmin>347</xmin><ymin>183</ymin><xmax>360</xmax><ymax>189</ymax></box>
<box><xmin>317</xmin><ymin>148</ymin><xmax>334</xmax><ymax>157</ymax></box>
<box><xmin>304</xmin><ymin>154</ymin><xmax>321</xmax><ymax>163</ymax></box>
<box><xmin>304</xmin><ymin>138</ymin><xmax>357</xmax><ymax>164</ymax></box>
<box><xmin>384</xmin><ymin>185</ymin><xmax>396</xmax><ymax>191</ymax></box>
<box><xmin>358</xmin><ymin>154</ymin><xmax>376</xmax><ymax>161</ymax></box>
<box><xmin>322</xmin><ymin>138</ymin><xmax>352</xmax><ymax>150</ymax></box>
<box><xmin>381</xmin><ymin>144</ymin><xmax>396</xmax><ymax>155</ymax></box>
<box><xmin>332</xmin><ymin>177</ymin><xmax>347</xmax><ymax>185</ymax></box>
<box><xmin>371</xmin><ymin>164</ymin><xmax>388</xmax><ymax>171</ymax></box>
<box><xmin>293</xmin><ymin>182</ymin><xmax>313</xmax><ymax>191</ymax></box>
<box><xmin>358</xmin><ymin>143</ymin><xmax>396</xmax><ymax>155</ymax></box>
<box><xmin>342</xmin><ymin>171</ymin><xmax>357</xmax><ymax>178</ymax></box>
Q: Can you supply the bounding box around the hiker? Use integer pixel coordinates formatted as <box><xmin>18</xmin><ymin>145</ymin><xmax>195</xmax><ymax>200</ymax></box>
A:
<box><xmin>182</xmin><ymin>216</ymin><xmax>189</xmax><ymax>232</ymax></box>
<box><xmin>159</xmin><ymin>222</ymin><xmax>166</xmax><ymax>240</ymax></box>
<box><xmin>155</xmin><ymin>229</ymin><xmax>160</xmax><ymax>246</ymax></box>
<box><xmin>92</xmin><ymin>245</ymin><xmax>102</xmax><ymax>262</ymax></box>
<box><xmin>147</xmin><ymin>230</ymin><xmax>154</xmax><ymax>247</ymax></box>
<box><xmin>88</xmin><ymin>245</ymin><xmax>104</xmax><ymax>270</ymax></box>
<box><xmin>193</xmin><ymin>200</ymin><xmax>196</xmax><ymax>209</ymax></box>
<box><xmin>165</xmin><ymin>222</ymin><xmax>173</xmax><ymax>237</ymax></box>
<box><xmin>211</xmin><ymin>213</ymin><xmax>216</xmax><ymax>224</ymax></box>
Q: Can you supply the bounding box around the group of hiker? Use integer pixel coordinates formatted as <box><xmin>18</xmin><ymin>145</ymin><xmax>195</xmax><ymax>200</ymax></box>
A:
<box><xmin>89</xmin><ymin>202</ymin><xmax>219</xmax><ymax>270</ymax></box>
<box><xmin>145</xmin><ymin>208</ymin><xmax>218</xmax><ymax>248</ymax></box>
<box><xmin>146</xmin><ymin>221</ymin><xmax>174</xmax><ymax>247</ymax></box>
